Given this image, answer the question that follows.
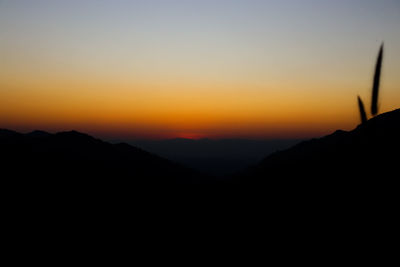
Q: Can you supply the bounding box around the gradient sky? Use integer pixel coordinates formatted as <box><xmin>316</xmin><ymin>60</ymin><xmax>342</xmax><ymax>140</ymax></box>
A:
<box><xmin>1</xmin><ymin>0</ymin><xmax>399</xmax><ymax>139</ymax></box>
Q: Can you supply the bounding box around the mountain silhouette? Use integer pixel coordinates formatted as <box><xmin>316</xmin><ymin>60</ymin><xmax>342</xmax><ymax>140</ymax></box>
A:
<box><xmin>2</xmin><ymin>108</ymin><xmax>399</xmax><ymax>190</ymax></box>
<box><xmin>2</xmin><ymin>109</ymin><xmax>398</xmax><ymax>238</ymax></box>
<box><xmin>0</xmin><ymin>129</ymin><xmax>207</xmax><ymax>190</ymax></box>
<box><xmin>238</xmin><ymin>108</ymin><xmax>400</xmax><ymax>196</ymax></box>
<box><xmin>128</xmin><ymin>138</ymin><xmax>300</xmax><ymax>176</ymax></box>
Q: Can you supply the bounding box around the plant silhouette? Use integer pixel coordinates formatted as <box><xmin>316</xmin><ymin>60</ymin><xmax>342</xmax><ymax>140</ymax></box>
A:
<box><xmin>357</xmin><ymin>96</ymin><xmax>367</xmax><ymax>124</ymax></box>
<box><xmin>371</xmin><ymin>43</ymin><xmax>384</xmax><ymax>116</ymax></box>
<box><xmin>357</xmin><ymin>43</ymin><xmax>384</xmax><ymax>124</ymax></box>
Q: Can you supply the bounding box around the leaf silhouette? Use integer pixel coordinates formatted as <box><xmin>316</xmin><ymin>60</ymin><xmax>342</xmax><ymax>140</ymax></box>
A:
<box><xmin>371</xmin><ymin>43</ymin><xmax>383</xmax><ymax>116</ymax></box>
<box><xmin>357</xmin><ymin>96</ymin><xmax>367</xmax><ymax>124</ymax></box>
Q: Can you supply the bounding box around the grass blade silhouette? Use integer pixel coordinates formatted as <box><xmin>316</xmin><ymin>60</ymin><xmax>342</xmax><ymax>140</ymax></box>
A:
<box><xmin>357</xmin><ymin>96</ymin><xmax>367</xmax><ymax>124</ymax></box>
<box><xmin>371</xmin><ymin>43</ymin><xmax>383</xmax><ymax>116</ymax></box>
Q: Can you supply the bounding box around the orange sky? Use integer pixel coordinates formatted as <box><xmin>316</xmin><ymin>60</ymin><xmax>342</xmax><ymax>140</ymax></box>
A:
<box><xmin>1</xmin><ymin>1</ymin><xmax>399</xmax><ymax>140</ymax></box>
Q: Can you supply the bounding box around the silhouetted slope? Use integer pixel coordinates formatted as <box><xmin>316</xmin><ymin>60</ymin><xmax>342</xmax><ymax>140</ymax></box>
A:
<box><xmin>240</xmin><ymin>109</ymin><xmax>400</xmax><ymax>190</ymax></box>
<box><xmin>0</xmin><ymin>130</ymin><xmax>206</xmax><ymax>186</ymax></box>
<box><xmin>128</xmin><ymin>138</ymin><xmax>300</xmax><ymax>176</ymax></box>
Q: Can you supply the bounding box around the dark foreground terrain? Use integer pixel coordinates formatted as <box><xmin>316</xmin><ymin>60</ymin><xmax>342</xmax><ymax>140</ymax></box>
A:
<box><xmin>240</xmin><ymin>108</ymin><xmax>399</xmax><ymax>188</ymax></box>
<box><xmin>2</xmin><ymin>110</ymin><xmax>398</xmax><ymax>250</ymax></box>
<box><xmin>1</xmin><ymin>108</ymin><xmax>399</xmax><ymax>195</ymax></box>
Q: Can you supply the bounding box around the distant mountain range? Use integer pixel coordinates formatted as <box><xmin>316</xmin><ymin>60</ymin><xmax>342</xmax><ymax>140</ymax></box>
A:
<box><xmin>125</xmin><ymin>138</ymin><xmax>301</xmax><ymax>176</ymax></box>
<box><xmin>1</xmin><ymin>108</ymin><xmax>399</xmax><ymax>191</ymax></box>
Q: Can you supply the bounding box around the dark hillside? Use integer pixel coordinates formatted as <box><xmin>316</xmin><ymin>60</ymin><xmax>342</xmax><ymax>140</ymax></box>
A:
<box><xmin>239</xmin><ymin>109</ymin><xmax>400</xmax><ymax>196</ymax></box>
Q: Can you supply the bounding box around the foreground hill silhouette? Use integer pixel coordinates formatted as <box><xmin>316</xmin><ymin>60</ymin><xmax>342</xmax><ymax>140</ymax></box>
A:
<box><xmin>0</xmin><ymin>129</ymin><xmax>206</xmax><ymax>187</ymax></box>
<box><xmin>1</xmin><ymin>108</ymin><xmax>399</xmax><ymax>189</ymax></box>
<box><xmin>240</xmin><ymin>108</ymin><xmax>400</xmax><ymax>193</ymax></box>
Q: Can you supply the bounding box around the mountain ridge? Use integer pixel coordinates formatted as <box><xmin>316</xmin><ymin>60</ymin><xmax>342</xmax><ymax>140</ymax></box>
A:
<box><xmin>239</xmin><ymin>108</ymin><xmax>400</xmax><ymax>190</ymax></box>
<box><xmin>0</xmin><ymin>129</ymin><xmax>208</xmax><ymax>187</ymax></box>
<box><xmin>1</xmin><ymin>108</ymin><xmax>399</xmax><ymax>187</ymax></box>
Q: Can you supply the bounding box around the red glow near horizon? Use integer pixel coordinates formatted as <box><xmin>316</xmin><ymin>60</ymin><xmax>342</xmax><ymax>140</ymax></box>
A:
<box><xmin>175</xmin><ymin>132</ymin><xmax>207</xmax><ymax>140</ymax></box>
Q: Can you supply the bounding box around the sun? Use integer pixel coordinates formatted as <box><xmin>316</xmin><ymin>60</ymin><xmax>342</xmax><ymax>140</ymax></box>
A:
<box><xmin>176</xmin><ymin>132</ymin><xmax>206</xmax><ymax>140</ymax></box>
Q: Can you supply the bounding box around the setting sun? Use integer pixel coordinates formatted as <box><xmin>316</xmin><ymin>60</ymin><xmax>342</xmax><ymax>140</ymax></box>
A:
<box><xmin>1</xmin><ymin>1</ymin><xmax>399</xmax><ymax>140</ymax></box>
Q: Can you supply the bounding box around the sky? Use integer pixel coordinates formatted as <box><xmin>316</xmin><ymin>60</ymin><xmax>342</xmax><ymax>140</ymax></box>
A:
<box><xmin>0</xmin><ymin>0</ymin><xmax>399</xmax><ymax>140</ymax></box>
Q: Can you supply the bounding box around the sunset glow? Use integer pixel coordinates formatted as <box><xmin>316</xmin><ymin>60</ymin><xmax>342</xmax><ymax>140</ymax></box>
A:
<box><xmin>1</xmin><ymin>0</ymin><xmax>399</xmax><ymax>140</ymax></box>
